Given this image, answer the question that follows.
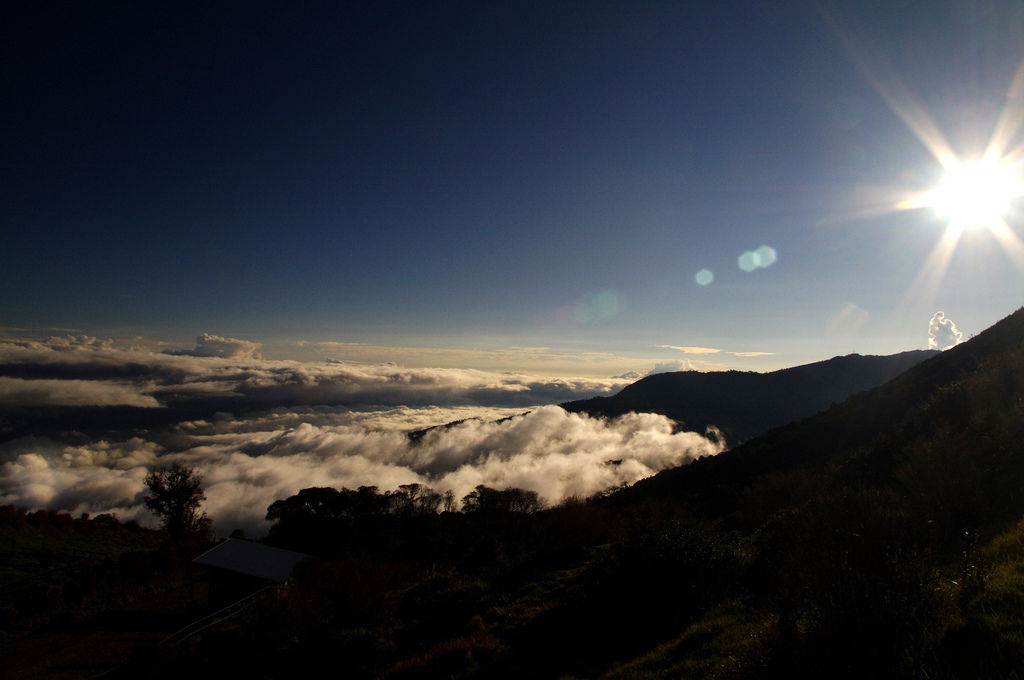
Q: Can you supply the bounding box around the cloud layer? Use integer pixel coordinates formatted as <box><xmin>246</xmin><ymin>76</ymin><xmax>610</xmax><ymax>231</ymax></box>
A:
<box><xmin>654</xmin><ymin>344</ymin><xmax>775</xmax><ymax>359</ymax></box>
<box><xmin>0</xmin><ymin>377</ymin><xmax>160</xmax><ymax>408</ymax></box>
<box><xmin>0</xmin><ymin>334</ymin><xmax>723</xmax><ymax>535</ymax></box>
<box><xmin>1</xmin><ymin>407</ymin><xmax>722</xmax><ymax>535</ymax></box>
<box><xmin>0</xmin><ymin>335</ymin><xmax>630</xmax><ymax>412</ymax></box>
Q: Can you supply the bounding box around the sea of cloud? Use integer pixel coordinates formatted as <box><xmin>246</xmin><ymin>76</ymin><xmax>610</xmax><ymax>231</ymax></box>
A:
<box><xmin>0</xmin><ymin>335</ymin><xmax>633</xmax><ymax>408</ymax></box>
<box><xmin>0</xmin><ymin>335</ymin><xmax>724</xmax><ymax>535</ymax></box>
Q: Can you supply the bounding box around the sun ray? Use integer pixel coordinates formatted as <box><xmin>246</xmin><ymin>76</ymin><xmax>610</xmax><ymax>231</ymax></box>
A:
<box><xmin>1004</xmin><ymin>140</ymin><xmax>1024</xmax><ymax>165</ymax></box>
<box><xmin>983</xmin><ymin>60</ymin><xmax>1024</xmax><ymax>163</ymax></box>
<box><xmin>820</xmin><ymin>9</ymin><xmax>959</xmax><ymax>169</ymax></box>
<box><xmin>987</xmin><ymin>219</ymin><xmax>1024</xmax><ymax>273</ymax></box>
<box><xmin>899</xmin><ymin>224</ymin><xmax>964</xmax><ymax>320</ymax></box>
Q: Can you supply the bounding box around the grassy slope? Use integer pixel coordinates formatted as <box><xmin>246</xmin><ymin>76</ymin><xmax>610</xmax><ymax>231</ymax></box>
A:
<box><xmin>0</xmin><ymin>510</ymin><xmax>218</xmax><ymax>679</ymax></box>
<box><xmin>0</xmin><ymin>510</ymin><xmax>164</xmax><ymax>631</ymax></box>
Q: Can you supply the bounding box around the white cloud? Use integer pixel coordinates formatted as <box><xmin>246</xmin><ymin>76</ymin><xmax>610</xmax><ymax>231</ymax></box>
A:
<box><xmin>0</xmin><ymin>377</ymin><xmax>159</xmax><ymax>407</ymax></box>
<box><xmin>928</xmin><ymin>311</ymin><xmax>963</xmax><ymax>350</ymax></box>
<box><xmin>654</xmin><ymin>345</ymin><xmax>722</xmax><ymax>354</ymax></box>
<box><xmin>0</xmin><ymin>407</ymin><xmax>722</xmax><ymax>535</ymax></box>
<box><xmin>164</xmin><ymin>333</ymin><xmax>263</xmax><ymax>359</ymax></box>
<box><xmin>654</xmin><ymin>344</ymin><xmax>774</xmax><ymax>359</ymax></box>
<box><xmin>0</xmin><ymin>336</ymin><xmax>628</xmax><ymax>410</ymax></box>
<box><xmin>288</xmin><ymin>339</ymin><xmax>662</xmax><ymax>377</ymax></box>
<box><xmin>0</xmin><ymin>449</ymin><xmax>151</xmax><ymax>523</ymax></box>
<box><xmin>38</xmin><ymin>334</ymin><xmax>114</xmax><ymax>350</ymax></box>
<box><xmin>647</xmin><ymin>359</ymin><xmax>700</xmax><ymax>375</ymax></box>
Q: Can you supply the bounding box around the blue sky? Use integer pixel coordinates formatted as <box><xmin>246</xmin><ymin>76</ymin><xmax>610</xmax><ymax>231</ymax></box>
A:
<box><xmin>4</xmin><ymin>1</ymin><xmax>1023</xmax><ymax>375</ymax></box>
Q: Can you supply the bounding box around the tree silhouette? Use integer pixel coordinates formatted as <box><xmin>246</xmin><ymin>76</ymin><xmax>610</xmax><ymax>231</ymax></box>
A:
<box><xmin>388</xmin><ymin>483</ymin><xmax>444</xmax><ymax>516</ymax></box>
<box><xmin>461</xmin><ymin>485</ymin><xmax>542</xmax><ymax>514</ymax></box>
<box><xmin>144</xmin><ymin>463</ymin><xmax>211</xmax><ymax>540</ymax></box>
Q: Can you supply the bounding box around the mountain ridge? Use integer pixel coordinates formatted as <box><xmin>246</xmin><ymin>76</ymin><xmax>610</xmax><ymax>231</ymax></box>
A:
<box><xmin>561</xmin><ymin>349</ymin><xmax>939</xmax><ymax>444</ymax></box>
<box><xmin>618</xmin><ymin>306</ymin><xmax>1024</xmax><ymax>528</ymax></box>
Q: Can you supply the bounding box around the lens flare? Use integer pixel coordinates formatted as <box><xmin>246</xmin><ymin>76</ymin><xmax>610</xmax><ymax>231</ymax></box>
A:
<box><xmin>695</xmin><ymin>269</ymin><xmax>714</xmax><ymax>286</ymax></box>
<box><xmin>737</xmin><ymin>246</ymin><xmax>778</xmax><ymax>273</ymax></box>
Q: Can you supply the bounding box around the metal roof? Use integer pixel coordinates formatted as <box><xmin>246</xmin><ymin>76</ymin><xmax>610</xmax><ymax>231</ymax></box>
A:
<box><xmin>193</xmin><ymin>539</ymin><xmax>309</xmax><ymax>582</ymax></box>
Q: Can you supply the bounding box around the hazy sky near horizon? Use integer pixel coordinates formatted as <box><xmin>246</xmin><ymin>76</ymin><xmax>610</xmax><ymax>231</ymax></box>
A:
<box><xmin>4</xmin><ymin>1</ymin><xmax>1024</xmax><ymax>374</ymax></box>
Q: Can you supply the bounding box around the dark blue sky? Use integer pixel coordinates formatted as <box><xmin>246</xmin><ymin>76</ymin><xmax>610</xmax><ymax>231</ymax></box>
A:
<box><xmin>4</xmin><ymin>1</ymin><xmax>1023</xmax><ymax>373</ymax></box>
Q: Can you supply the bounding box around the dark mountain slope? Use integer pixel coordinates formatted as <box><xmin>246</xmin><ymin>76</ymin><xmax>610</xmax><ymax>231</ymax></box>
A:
<box><xmin>562</xmin><ymin>349</ymin><xmax>938</xmax><ymax>444</ymax></box>
<box><xmin>577</xmin><ymin>308</ymin><xmax>1024</xmax><ymax>677</ymax></box>
<box><xmin>620</xmin><ymin>306</ymin><xmax>1024</xmax><ymax>530</ymax></box>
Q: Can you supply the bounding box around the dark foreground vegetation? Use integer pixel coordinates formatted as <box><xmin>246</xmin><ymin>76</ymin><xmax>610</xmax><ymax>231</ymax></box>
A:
<box><xmin>0</xmin><ymin>507</ymin><xmax>165</xmax><ymax>639</ymax></box>
<box><xmin>0</xmin><ymin>476</ymin><xmax>213</xmax><ymax>678</ymax></box>
<box><xmin>6</xmin><ymin>308</ymin><xmax>1024</xmax><ymax>679</ymax></box>
<box><xmin>0</xmin><ymin>505</ymin><xmax>213</xmax><ymax>680</ymax></box>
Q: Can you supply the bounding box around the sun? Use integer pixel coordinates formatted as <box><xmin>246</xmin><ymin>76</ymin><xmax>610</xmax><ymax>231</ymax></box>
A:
<box><xmin>826</xmin><ymin>33</ymin><xmax>1024</xmax><ymax>316</ymax></box>
<box><xmin>925</xmin><ymin>158</ymin><xmax>1024</xmax><ymax>228</ymax></box>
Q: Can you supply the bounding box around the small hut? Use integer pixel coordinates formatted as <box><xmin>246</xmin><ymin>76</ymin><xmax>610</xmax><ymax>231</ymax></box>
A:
<box><xmin>192</xmin><ymin>538</ymin><xmax>309</xmax><ymax>604</ymax></box>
